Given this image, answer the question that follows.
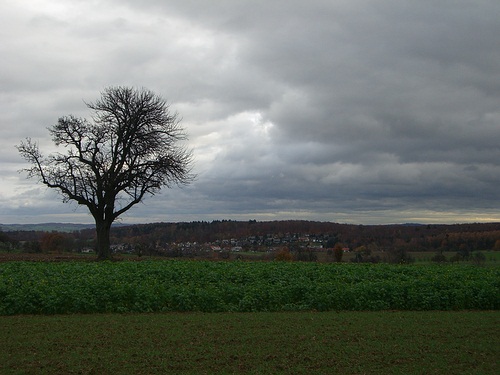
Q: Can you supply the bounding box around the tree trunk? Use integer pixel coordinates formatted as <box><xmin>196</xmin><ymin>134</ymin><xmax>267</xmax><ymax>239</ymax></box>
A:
<box><xmin>95</xmin><ymin>220</ymin><xmax>112</xmax><ymax>260</ymax></box>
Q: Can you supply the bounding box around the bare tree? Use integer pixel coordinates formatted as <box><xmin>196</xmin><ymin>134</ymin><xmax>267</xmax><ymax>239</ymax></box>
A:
<box><xmin>17</xmin><ymin>87</ymin><xmax>194</xmax><ymax>260</ymax></box>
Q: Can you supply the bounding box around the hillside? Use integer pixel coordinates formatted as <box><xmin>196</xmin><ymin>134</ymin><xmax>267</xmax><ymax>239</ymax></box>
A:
<box><xmin>0</xmin><ymin>223</ymin><xmax>95</xmax><ymax>233</ymax></box>
<box><xmin>2</xmin><ymin>220</ymin><xmax>499</xmax><ymax>256</ymax></box>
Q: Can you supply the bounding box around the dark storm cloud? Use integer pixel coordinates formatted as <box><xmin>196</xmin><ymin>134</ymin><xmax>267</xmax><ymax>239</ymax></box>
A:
<box><xmin>1</xmin><ymin>0</ymin><xmax>499</xmax><ymax>224</ymax></box>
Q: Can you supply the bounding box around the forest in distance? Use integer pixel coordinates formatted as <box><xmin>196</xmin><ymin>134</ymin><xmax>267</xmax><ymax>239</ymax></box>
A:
<box><xmin>1</xmin><ymin>220</ymin><xmax>499</xmax><ymax>262</ymax></box>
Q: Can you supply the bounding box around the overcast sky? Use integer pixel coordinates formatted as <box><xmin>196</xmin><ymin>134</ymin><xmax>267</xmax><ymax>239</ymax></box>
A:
<box><xmin>1</xmin><ymin>0</ymin><xmax>499</xmax><ymax>225</ymax></box>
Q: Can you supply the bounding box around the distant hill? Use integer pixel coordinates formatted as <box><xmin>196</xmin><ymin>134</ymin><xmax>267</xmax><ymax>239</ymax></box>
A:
<box><xmin>0</xmin><ymin>223</ymin><xmax>95</xmax><ymax>233</ymax></box>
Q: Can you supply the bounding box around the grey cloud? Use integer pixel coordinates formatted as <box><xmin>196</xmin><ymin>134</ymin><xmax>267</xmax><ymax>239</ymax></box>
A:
<box><xmin>1</xmin><ymin>0</ymin><xmax>499</xmax><ymax>224</ymax></box>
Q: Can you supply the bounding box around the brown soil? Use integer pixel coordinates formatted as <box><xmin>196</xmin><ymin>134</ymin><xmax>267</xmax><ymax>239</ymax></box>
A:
<box><xmin>0</xmin><ymin>253</ymin><xmax>98</xmax><ymax>262</ymax></box>
<box><xmin>0</xmin><ymin>253</ymin><xmax>148</xmax><ymax>262</ymax></box>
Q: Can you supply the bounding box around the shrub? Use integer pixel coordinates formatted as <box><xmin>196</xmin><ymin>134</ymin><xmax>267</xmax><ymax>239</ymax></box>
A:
<box><xmin>293</xmin><ymin>248</ymin><xmax>318</xmax><ymax>262</ymax></box>
<box><xmin>385</xmin><ymin>248</ymin><xmax>414</xmax><ymax>264</ymax></box>
<box><xmin>431</xmin><ymin>253</ymin><xmax>448</xmax><ymax>263</ymax></box>
<box><xmin>275</xmin><ymin>247</ymin><xmax>293</xmax><ymax>261</ymax></box>
<box><xmin>333</xmin><ymin>244</ymin><xmax>344</xmax><ymax>263</ymax></box>
<box><xmin>471</xmin><ymin>251</ymin><xmax>486</xmax><ymax>265</ymax></box>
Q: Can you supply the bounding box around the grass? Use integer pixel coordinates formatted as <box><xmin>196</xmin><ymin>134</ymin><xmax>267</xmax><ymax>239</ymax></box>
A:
<box><xmin>1</xmin><ymin>311</ymin><xmax>498</xmax><ymax>374</ymax></box>
<box><xmin>409</xmin><ymin>250</ymin><xmax>500</xmax><ymax>264</ymax></box>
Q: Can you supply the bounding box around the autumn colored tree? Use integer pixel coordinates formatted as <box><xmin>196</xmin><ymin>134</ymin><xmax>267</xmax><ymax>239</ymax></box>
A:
<box><xmin>40</xmin><ymin>232</ymin><xmax>70</xmax><ymax>253</ymax></box>
<box><xmin>332</xmin><ymin>243</ymin><xmax>343</xmax><ymax>262</ymax></box>
<box><xmin>275</xmin><ymin>247</ymin><xmax>293</xmax><ymax>261</ymax></box>
<box><xmin>494</xmin><ymin>239</ymin><xmax>500</xmax><ymax>251</ymax></box>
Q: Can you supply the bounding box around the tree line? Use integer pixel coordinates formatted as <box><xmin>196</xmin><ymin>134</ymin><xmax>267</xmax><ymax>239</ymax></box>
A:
<box><xmin>2</xmin><ymin>220</ymin><xmax>499</xmax><ymax>256</ymax></box>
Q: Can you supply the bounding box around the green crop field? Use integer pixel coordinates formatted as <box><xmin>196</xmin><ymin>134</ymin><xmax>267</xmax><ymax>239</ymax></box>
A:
<box><xmin>1</xmin><ymin>261</ymin><xmax>498</xmax><ymax>314</ymax></box>
<box><xmin>1</xmin><ymin>260</ymin><xmax>499</xmax><ymax>374</ymax></box>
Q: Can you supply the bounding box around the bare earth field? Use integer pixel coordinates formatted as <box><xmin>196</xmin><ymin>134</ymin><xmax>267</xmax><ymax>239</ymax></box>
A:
<box><xmin>0</xmin><ymin>253</ymin><xmax>137</xmax><ymax>262</ymax></box>
<box><xmin>1</xmin><ymin>311</ymin><xmax>499</xmax><ymax>374</ymax></box>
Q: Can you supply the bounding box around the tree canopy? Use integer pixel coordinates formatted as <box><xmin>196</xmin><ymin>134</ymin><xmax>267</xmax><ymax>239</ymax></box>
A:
<box><xmin>17</xmin><ymin>86</ymin><xmax>194</xmax><ymax>259</ymax></box>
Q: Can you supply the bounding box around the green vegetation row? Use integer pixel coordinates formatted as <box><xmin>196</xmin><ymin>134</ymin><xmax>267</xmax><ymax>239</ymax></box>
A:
<box><xmin>1</xmin><ymin>261</ymin><xmax>498</xmax><ymax>315</ymax></box>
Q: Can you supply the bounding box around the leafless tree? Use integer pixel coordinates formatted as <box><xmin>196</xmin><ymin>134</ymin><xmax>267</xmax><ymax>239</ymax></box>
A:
<box><xmin>17</xmin><ymin>87</ymin><xmax>194</xmax><ymax>259</ymax></box>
